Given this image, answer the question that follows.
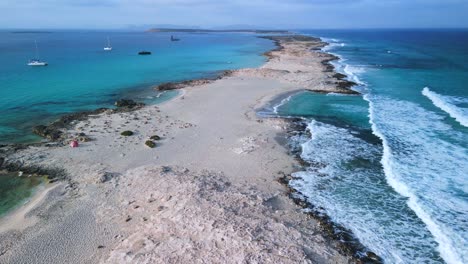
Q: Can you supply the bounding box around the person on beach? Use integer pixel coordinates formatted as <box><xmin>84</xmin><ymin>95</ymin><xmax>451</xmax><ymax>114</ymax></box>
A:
<box><xmin>70</xmin><ymin>140</ymin><xmax>79</xmax><ymax>148</ymax></box>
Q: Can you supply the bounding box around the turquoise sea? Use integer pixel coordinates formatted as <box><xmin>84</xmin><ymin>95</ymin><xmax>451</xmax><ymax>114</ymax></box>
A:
<box><xmin>1</xmin><ymin>29</ymin><xmax>467</xmax><ymax>263</ymax></box>
<box><xmin>0</xmin><ymin>30</ymin><xmax>274</xmax><ymax>143</ymax></box>
<box><xmin>0</xmin><ymin>30</ymin><xmax>274</xmax><ymax>216</ymax></box>
<box><xmin>275</xmin><ymin>29</ymin><xmax>468</xmax><ymax>263</ymax></box>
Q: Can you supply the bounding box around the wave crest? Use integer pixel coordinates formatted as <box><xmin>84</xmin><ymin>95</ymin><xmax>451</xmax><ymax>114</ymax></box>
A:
<box><xmin>422</xmin><ymin>87</ymin><xmax>468</xmax><ymax>127</ymax></box>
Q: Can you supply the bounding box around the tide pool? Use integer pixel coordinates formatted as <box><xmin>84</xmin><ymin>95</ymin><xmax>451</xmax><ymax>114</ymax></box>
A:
<box><xmin>0</xmin><ymin>173</ymin><xmax>45</xmax><ymax>216</ymax></box>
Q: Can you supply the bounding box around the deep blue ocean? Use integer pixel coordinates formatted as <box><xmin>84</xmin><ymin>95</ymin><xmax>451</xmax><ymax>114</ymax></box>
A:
<box><xmin>274</xmin><ymin>29</ymin><xmax>467</xmax><ymax>263</ymax></box>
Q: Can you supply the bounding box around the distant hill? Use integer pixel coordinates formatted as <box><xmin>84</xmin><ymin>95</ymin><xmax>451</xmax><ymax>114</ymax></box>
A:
<box><xmin>146</xmin><ymin>28</ymin><xmax>290</xmax><ymax>34</ymax></box>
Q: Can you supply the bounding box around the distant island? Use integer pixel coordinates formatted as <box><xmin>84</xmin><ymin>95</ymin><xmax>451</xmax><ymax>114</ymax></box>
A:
<box><xmin>146</xmin><ymin>28</ymin><xmax>290</xmax><ymax>34</ymax></box>
<box><xmin>11</xmin><ymin>31</ymin><xmax>52</xmax><ymax>34</ymax></box>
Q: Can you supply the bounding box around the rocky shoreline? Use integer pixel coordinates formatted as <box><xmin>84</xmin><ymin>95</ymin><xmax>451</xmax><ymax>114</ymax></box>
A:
<box><xmin>278</xmin><ymin>119</ymin><xmax>382</xmax><ymax>264</ymax></box>
<box><xmin>0</xmin><ymin>34</ymin><xmax>376</xmax><ymax>264</ymax></box>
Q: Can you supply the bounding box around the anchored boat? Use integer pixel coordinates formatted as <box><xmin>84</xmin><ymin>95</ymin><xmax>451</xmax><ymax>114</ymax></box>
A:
<box><xmin>104</xmin><ymin>37</ymin><xmax>112</xmax><ymax>51</ymax></box>
<box><xmin>28</xmin><ymin>40</ymin><xmax>48</xmax><ymax>66</ymax></box>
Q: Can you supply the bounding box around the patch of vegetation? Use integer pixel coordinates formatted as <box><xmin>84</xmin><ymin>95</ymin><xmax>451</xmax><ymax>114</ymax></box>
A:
<box><xmin>120</xmin><ymin>130</ymin><xmax>134</xmax><ymax>136</ymax></box>
<box><xmin>145</xmin><ymin>140</ymin><xmax>156</xmax><ymax>148</ymax></box>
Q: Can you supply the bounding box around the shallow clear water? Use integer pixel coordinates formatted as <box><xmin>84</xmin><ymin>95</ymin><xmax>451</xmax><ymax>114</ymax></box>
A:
<box><xmin>0</xmin><ymin>173</ymin><xmax>45</xmax><ymax>216</ymax></box>
<box><xmin>0</xmin><ymin>30</ymin><xmax>274</xmax><ymax>143</ymax></box>
<box><xmin>0</xmin><ymin>30</ymin><xmax>274</xmax><ymax>217</ymax></box>
<box><xmin>277</xmin><ymin>29</ymin><xmax>468</xmax><ymax>263</ymax></box>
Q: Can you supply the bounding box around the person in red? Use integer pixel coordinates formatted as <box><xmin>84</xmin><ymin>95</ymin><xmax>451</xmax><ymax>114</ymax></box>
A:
<box><xmin>70</xmin><ymin>139</ymin><xmax>79</xmax><ymax>148</ymax></box>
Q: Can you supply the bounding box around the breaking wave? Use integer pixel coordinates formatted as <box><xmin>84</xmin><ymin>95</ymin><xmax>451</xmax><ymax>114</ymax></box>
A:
<box><xmin>422</xmin><ymin>87</ymin><xmax>468</xmax><ymax>127</ymax></box>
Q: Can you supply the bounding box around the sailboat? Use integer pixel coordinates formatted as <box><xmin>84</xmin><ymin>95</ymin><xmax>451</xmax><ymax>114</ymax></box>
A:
<box><xmin>28</xmin><ymin>40</ymin><xmax>48</xmax><ymax>66</ymax></box>
<box><xmin>104</xmin><ymin>37</ymin><xmax>112</xmax><ymax>51</ymax></box>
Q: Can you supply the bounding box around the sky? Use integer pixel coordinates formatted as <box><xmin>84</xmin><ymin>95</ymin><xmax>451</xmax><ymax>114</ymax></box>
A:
<box><xmin>1</xmin><ymin>0</ymin><xmax>467</xmax><ymax>29</ymax></box>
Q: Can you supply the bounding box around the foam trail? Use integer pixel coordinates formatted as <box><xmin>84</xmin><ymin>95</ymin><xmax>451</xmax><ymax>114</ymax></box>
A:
<box><xmin>363</xmin><ymin>93</ymin><xmax>465</xmax><ymax>264</ymax></box>
<box><xmin>344</xmin><ymin>65</ymin><xmax>366</xmax><ymax>85</ymax></box>
<box><xmin>422</xmin><ymin>87</ymin><xmax>468</xmax><ymax>127</ymax></box>
<box><xmin>320</xmin><ymin>37</ymin><xmax>346</xmax><ymax>52</ymax></box>
<box><xmin>273</xmin><ymin>95</ymin><xmax>293</xmax><ymax>114</ymax></box>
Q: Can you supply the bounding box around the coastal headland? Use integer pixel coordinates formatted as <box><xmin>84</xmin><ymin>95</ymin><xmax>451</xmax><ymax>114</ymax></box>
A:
<box><xmin>0</xmin><ymin>35</ymin><xmax>376</xmax><ymax>263</ymax></box>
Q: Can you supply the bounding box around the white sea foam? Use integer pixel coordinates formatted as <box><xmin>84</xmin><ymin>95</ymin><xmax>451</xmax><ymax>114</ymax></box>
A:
<box><xmin>343</xmin><ymin>65</ymin><xmax>366</xmax><ymax>85</ymax></box>
<box><xmin>308</xmin><ymin>44</ymin><xmax>467</xmax><ymax>262</ymax></box>
<box><xmin>290</xmin><ymin>120</ymin><xmax>444</xmax><ymax>263</ymax></box>
<box><xmin>326</xmin><ymin>92</ymin><xmax>351</xmax><ymax>96</ymax></box>
<box><xmin>320</xmin><ymin>37</ymin><xmax>346</xmax><ymax>52</ymax></box>
<box><xmin>322</xmin><ymin>42</ymin><xmax>345</xmax><ymax>52</ymax></box>
<box><xmin>363</xmin><ymin>94</ymin><xmax>467</xmax><ymax>264</ymax></box>
<box><xmin>422</xmin><ymin>87</ymin><xmax>468</xmax><ymax>127</ymax></box>
<box><xmin>273</xmin><ymin>94</ymin><xmax>293</xmax><ymax>115</ymax></box>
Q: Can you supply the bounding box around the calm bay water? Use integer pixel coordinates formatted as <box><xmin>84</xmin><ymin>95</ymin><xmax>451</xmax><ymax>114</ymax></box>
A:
<box><xmin>0</xmin><ymin>30</ymin><xmax>274</xmax><ymax>143</ymax></box>
<box><xmin>0</xmin><ymin>30</ymin><xmax>273</xmax><ymax>216</ymax></box>
<box><xmin>276</xmin><ymin>29</ymin><xmax>468</xmax><ymax>263</ymax></box>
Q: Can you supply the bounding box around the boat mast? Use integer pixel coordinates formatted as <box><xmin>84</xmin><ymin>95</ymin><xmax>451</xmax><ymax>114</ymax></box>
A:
<box><xmin>34</xmin><ymin>40</ymin><xmax>40</xmax><ymax>59</ymax></box>
<box><xmin>107</xmin><ymin>37</ymin><xmax>111</xmax><ymax>47</ymax></box>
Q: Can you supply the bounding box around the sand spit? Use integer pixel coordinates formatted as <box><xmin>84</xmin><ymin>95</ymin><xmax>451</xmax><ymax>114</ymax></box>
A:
<box><xmin>0</xmin><ymin>35</ymin><xmax>359</xmax><ymax>263</ymax></box>
<box><xmin>154</xmin><ymin>35</ymin><xmax>358</xmax><ymax>95</ymax></box>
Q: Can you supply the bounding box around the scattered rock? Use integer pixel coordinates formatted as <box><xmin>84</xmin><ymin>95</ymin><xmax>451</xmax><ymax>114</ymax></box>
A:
<box><xmin>33</xmin><ymin>125</ymin><xmax>63</xmax><ymax>141</ymax></box>
<box><xmin>161</xmin><ymin>166</ymin><xmax>172</xmax><ymax>173</ymax></box>
<box><xmin>366</xmin><ymin>251</ymin><xmax>380</xmax><ymax>261</ymax></box>
<box><xmin>149</xmin><ymin>135</ymin><xmax>161</xmax><ymax>141</ymax></box>
<box><xmin>97</xmin><ymin>172</ymin><xmax>118</xmax><ymax>183</ymax></box>
<box><xmin>115</xmin><ymin>99</ymin><xmax>142</xmax><ymax>109</ymax></box>
<box><xmin>154</xmin><ymin>71</ymin><xmax>233</xmax><ymax>91</ymax></box>
<box><xmin>76</xmin><ymin>133</ymin><xmax>92</xmax><ymax>142</ymax></box>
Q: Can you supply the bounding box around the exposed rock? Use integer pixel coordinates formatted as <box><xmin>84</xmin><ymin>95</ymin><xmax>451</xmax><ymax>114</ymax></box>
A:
<box><xmin>78</xmin><ymin>136</ymin><xmax>92</xmax><ymax>142</ymax></box>
<box><xmin>333</xmin><ymin>72</ymin><xmax>348</xmax><ymax>80</ymax></box>
<box><xmin>75</xmin><ymin>132</ymin><xmax>92</xmax><ymax>142</ymax></box>
<box><xmin>149</xmin><ymin>135</ymin><xmax>161</xmax><ymax>141</ymax></box>
<box><xmin>336</xmin><ymin>80</ymin><xmax>359</xmax><ymax>91</ymax></box>
<box><xmin>31</xmin><ymin>108</ymin><xmax>108</xmax><ymax>142</ymax></box>
<box><xmin>30</xmin><ymin>100</ymin><xmax>144</xmax><ymax>142</ymax></box>
<box><xmin>154</xmin><ymin>71</ymin><xmax>233</xmax><ymax>91</ymax></box>
<box><xmin>32</xmin><ymin>125</ymin><xmax>63</xmax><ymax>141</ymax></box>
<box><xmin>114</xmin><ymin>99</ymin><xmax>143</xmax><ymax>109</ymax></box>
<box><xmin>308</xmin><ymin>88</ymin><xmax>360</xmax><ymax>95</ymax></box>
<box><xmin>366</xmin><ymin>251</ymin><xmax>380</xmax><ymax>261</ymax></box>
<box><xmin>97</xmin><ymin>171</ymin><xmax>118</xmax><ymax>183</ymax></box>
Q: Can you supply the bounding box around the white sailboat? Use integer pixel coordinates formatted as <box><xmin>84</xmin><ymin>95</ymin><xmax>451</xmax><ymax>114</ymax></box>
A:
<box><xmin>104</xmin><ymin>37</ymin><xmax>112</xmax><ymax>51</ymax></box>
<box><xmin>28</xmin><ymin>40</ymin><xmax>48</xmax><ymax>66</ymax></box>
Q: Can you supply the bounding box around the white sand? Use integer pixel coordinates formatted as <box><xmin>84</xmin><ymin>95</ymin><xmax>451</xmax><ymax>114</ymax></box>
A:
<box><xmin>0</xmin><ymin>37</ymin><xmax>353</xmax><ymax>263</ymax></box>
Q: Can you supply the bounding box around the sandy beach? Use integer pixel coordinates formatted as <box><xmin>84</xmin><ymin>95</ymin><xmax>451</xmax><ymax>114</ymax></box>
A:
<box><xmin>0</xmin><ymin>36</ymin><xmax>359</xmax><ymax>263</ymax></box>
